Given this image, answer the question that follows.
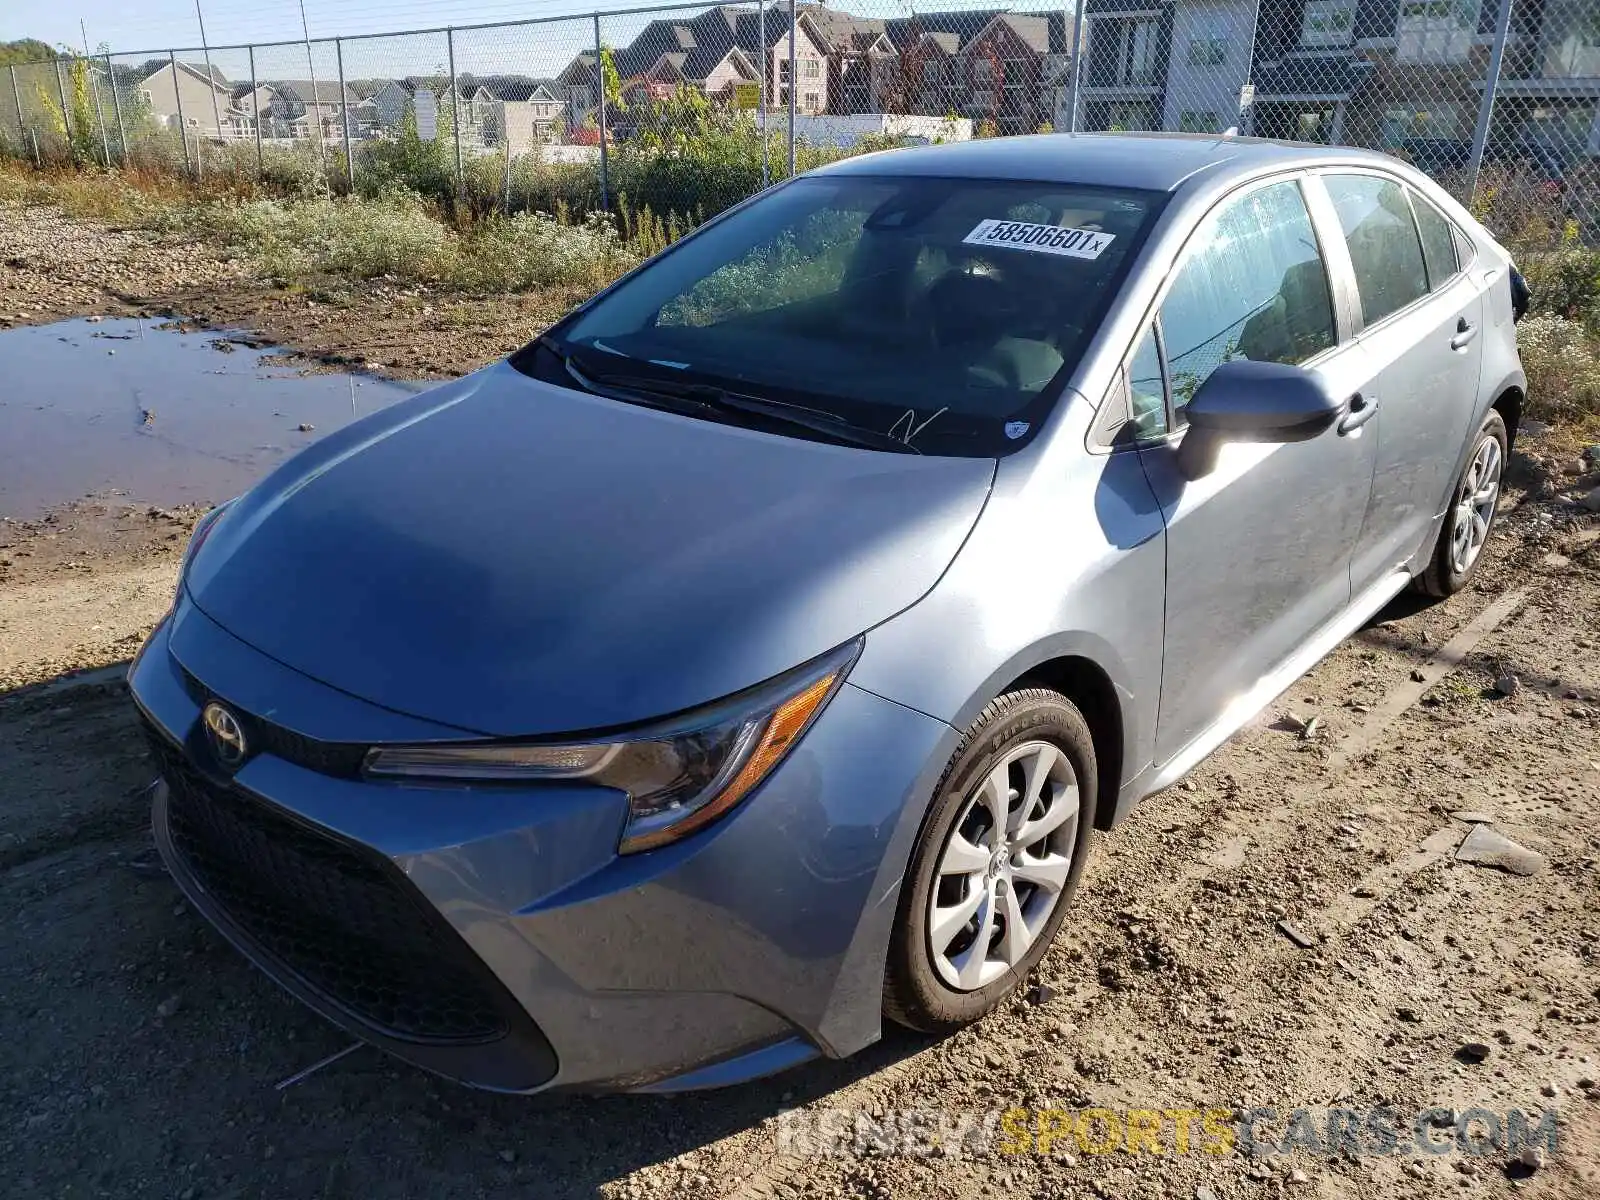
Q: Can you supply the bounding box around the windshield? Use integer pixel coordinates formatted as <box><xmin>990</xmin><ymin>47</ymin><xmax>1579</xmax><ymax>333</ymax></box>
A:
<box><xmin>521</xmin><ymin>174</ymin><xmax>1163</xmax><ymax>456</ymax></box>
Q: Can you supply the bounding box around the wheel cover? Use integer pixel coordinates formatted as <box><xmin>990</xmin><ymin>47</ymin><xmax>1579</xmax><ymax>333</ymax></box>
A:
<box><xmin>927</xmin><ymin>740</ymin><xmax>1079</xmax><ymax>992</ymax></box>
<box><xmin>1450</xmin><ymin>435</ymin><xmax>1501</xmax><ymax>577</ymax></box>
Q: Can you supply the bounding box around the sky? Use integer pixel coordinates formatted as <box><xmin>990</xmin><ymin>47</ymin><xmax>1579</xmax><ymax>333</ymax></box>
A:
<box><xmin>1</xmin><ymin>0</ymin><xmax>1047</xmax><ymax>81</ymax></box>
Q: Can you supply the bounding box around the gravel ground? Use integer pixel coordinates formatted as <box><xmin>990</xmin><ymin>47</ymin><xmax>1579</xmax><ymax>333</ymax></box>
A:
<box><xmin>0</xmin><ymin>201</ymin><xmax>1597</xmax><ymax>1200</ymax></box>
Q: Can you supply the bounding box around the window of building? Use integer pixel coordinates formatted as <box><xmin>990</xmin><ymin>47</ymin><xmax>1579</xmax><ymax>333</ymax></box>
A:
<box><xmin>1379</xmin><ymin>101</ymin><xmax>1465</xmax><ymax>147</ymax></box>
<box><xmin>1324</xmin><ymin>173</ymin><xmax>1430</xmax><ymax>325</ymax></box>
<box><xmin>804</xmin><ymin>91</ymin><xmax>819</xmax><ymax>110</ymax></box>
<box><xmin>974</xmin><ymin>59</ymin><xmax>996</xmax><ymax>85</ymax></box>
<box><xmin>1159</xmin><ymin>180</ymin><xmax>1337</xmax><ymax>415</ymax></box>
<box><xmin>923</xmin><ymin>60</ymin><xmax>944</xmax><ymax>86</ymax></box>
<box><xmin>1188</xmin><ymin>34</ymin><xmax>1227</xmax><ymax>67</ymax></box>
<box><xmin>803</xmin><ymin>58</ymin><xmax>820</xmax><ymax>78</ymax></box>
<box><xmin>1300</xmin><ymin>0</ymin><xmax>1355</xmax><ymax>47</ymax></box>
<box><xmin>1179</xmin><ymin>110</ymin><xmax>1222</xmax><ymax>133</ymax></box>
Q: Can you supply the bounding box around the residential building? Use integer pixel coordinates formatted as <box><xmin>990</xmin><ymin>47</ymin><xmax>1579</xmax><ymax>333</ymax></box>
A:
<box><xmin>130</xmin><ymin>59</ymin><xmax>235</xmax><ymax>139</ymax></box>
<box><xmin>262</xmin><ymin>80</ymin><xmax>371</xmax><ymax>141</ymax></box>
<box><xmin>882</xmin><ymin>11</ymin><xmax>1074</xmax><ymax>133</ymax></box>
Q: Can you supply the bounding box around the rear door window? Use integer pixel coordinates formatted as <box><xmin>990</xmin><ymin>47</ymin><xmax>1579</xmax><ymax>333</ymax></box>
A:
<box><xmin>1409</xmin><ymin>189</ymin><xmax>1460</xmax><ymax>289</ymax></box>
<box><xmin>1323</xmin><ymin>174</ymin><xmax>1430</xmax><ymax>325</ymax></box>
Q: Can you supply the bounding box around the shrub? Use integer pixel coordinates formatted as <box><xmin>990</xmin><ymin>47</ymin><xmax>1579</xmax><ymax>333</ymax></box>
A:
<box><xmin>453</xmin><ymin>209</ymin><xmax>638</xmax><ymax>292</ymax></box>
<box><xmin>1517</xmin><ymin>312</ymin><xmax>1600</xmax><ymax>425</ymax></box>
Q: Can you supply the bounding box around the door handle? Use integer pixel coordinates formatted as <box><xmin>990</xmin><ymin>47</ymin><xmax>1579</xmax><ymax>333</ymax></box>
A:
<box><xmin>1450</xmin><ymin>317</ymin><xmax>1478</xmax><ymax>350</ymax></box>
<box><xmin>1338</xmin><ymin>392</ymin><xmax>1377</xmax><ymax>436</ymax></box>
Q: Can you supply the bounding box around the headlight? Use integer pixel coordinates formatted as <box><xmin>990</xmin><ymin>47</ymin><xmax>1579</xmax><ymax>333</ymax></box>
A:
<box><xmin>363</xmin><ymin>640</ymin><xmax>861</xmax><ymax>853</ymax></box>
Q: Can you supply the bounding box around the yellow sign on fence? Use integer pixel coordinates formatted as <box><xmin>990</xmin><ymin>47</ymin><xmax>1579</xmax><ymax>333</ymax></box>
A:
<box><xmin>733</xmin><ymin>82</ymin><xmax>760</xmax><ymax>111</ymax></box>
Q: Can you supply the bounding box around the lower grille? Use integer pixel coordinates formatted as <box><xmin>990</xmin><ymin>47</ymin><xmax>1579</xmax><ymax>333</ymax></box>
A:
<box><xmin>149</xmin><ymin>732</ymin><xmax>508</xmax><ymax>1045</ymax></box>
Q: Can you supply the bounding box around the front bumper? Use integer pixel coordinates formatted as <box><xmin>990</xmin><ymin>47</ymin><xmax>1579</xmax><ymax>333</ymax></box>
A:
<box><xmin>130</xmin><ymin>597</ymin><xmax>957</xmax><ymax>1093</ymax></box>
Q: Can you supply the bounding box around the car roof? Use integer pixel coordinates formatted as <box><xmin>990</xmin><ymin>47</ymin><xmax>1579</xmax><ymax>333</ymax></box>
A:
<box><xmin>811</xmin><ymin>132</ymin><xmax>1404</xmax><ymax>193</ymax></box>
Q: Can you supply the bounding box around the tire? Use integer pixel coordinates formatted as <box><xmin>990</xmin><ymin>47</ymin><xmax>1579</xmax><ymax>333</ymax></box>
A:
<box><xmin>883</xmin><ymin>688</ymin><xmax>1098</xmax><ymax>1034</ymax></box>
<box><xmin>1415</xmin><ymin>410</ymin><xmax>1508</xmax><ymax>599</ymax></box>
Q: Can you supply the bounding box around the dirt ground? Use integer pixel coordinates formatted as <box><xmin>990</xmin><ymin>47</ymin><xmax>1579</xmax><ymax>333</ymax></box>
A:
<box><xmin>0</xmin><ymin>203</ymin><xmax>566</xmax><ymax>380</ymax></box>
<box><xmin>1</xmin><ymin>200</ymin><xmax>1598</xmax><ymax>1200</ymax></box>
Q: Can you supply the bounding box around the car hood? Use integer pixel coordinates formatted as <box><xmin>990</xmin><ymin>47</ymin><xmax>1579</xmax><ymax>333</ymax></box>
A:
<box><xmin>185</xmin><ymin>363</ymin><xmax>995</xmax><ymax>736</ymax></box>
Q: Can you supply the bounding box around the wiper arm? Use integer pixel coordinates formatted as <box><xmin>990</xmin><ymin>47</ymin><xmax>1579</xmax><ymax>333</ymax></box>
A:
<box><xmin>583</xmin><ymin>363</ymin><xmax>922</xmax><ymax>455</ymax></box>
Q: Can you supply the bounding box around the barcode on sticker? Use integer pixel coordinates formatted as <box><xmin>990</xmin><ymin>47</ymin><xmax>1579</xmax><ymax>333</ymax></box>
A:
<box><xmin>962</xmin><ymin>219</ymin><xmax>1115</xmax><ymax>260</ymax></box>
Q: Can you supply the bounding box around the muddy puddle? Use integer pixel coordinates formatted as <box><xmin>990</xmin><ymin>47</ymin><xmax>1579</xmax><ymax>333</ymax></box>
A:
<box><xmin>0</xmin><ymin>317</ymin><xmax>422</xmax><ymax>518</ymax></box>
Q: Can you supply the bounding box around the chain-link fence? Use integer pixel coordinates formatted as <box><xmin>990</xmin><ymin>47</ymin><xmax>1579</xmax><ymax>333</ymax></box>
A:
<box><xmin>2</xmin><ymin>0</ymin><xmax>1598</xmax><ymax>240</ymax></box>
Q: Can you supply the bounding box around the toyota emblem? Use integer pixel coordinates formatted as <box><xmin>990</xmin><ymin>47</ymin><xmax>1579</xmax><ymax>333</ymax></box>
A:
<box><xmin>202</xmin><ymin>702</ymin><xmax>248</xmax><ymax>767</ymax></box>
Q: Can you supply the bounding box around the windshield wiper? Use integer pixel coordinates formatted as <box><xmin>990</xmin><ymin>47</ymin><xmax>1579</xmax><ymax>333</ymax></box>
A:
<box><xmin>551</xmin><ymin>339</ymin><xmax>921</xmax><ymax>455</ymax></box>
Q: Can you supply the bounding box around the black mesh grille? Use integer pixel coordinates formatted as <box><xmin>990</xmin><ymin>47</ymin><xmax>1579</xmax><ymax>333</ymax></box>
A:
<box><xmin>149</xmin><ymin>732</ymin><xmax>509</xmax><ymax>1045</ymax></box>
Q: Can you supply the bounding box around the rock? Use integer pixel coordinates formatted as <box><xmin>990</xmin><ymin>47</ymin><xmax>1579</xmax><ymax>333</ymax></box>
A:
<box><xmin>155</xmin><ymin>994</ymin><xmax>181</xmax><ymax>1019</ymax></box>
<box><xmin>1540</xmin><ymin>552</ymin><xmax>1572</xmax><ymax>571</ymax></box>
<box><xmin>1562</xmin><ymin>459</ymin><xmax>1587</xmax><ymax>475</ymax></box>
<box><xmin>498</xmin><ymin>1149</ymin><xmax>516</xmax><ymax>1164</ymax></box>
<box><xmin>1288</xmin><ymin>1168</ymin><xmax>1310</xmax><ymax>1184</ymax></box>
<box><xmin>140</xmin><ymin>408</ymin><xmax>156</xmax><ymax>426</ymax></box>
<box><xmin>1396</xmin><ymin>1006</ymin><xmax>1421</xmax><ymax>1023</ymax></box>
<box><xmin>1410</xmin><ymin>668</ymin><xmax>1427</xmax><ymax>683</ymax></box>
<box><xmin>1277</xmin><ymin>920</ymin><xmax>1315</xmax><ymax>949</ymax></box>
<box><xmin>1407</xmin><ymin>1161</ymin><xmax>1428</xmax><ymax>1179</ymax></box>
<box><xmin>1456</xmin><ymin>826</ymin><xmax>1546</xmax><ymax>876</ymax></box>
<box><xmin>1584</xmin><ymin>487</ymin><xmax>1600</xmax><ymax>513</ymax></box>
<box><xmin>1541</xmin><ymin>1082</ymin><xmax>1558</xmax><ymax>1098</ymax></box>
<box><xmin>1025</xmin><ymin>982</ymin><xmax>1056</xmax><ymax>1006</ymax></box>
<box><xmin>1196</xmin><ymin>1187</ymin><xmax>1217</xmax><ymax>1200</ymax></box>
<box><xmin>1456</xmin><ymin>1042</ymin><xmax>1492</xmax><ymax>1064</ymax></box>
<box><xmin>1493</xmin><ymin>674</ymin><xmax>1520</xmax><ymax>697</ymax></box>
<box><xmin>1508</xmin><ymin>1146</ymin><xmax>1543</xmax><ymax>1176</ymax></box>
<box><xmin>296</xmin><ymin>422</ymin><xmax>315</xmax><ymax>432</ymax></box>
<box><xmin>1450</xmin><ymin>810</ymin><xmax>1495</xmax><ymax>824</ymax></box>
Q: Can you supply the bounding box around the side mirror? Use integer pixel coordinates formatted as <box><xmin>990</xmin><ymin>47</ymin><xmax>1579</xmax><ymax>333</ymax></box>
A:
<box><xmin>1176</xmin><ymin>359</ymin><xmax>1342</xmax><ymax>481</ymax></box>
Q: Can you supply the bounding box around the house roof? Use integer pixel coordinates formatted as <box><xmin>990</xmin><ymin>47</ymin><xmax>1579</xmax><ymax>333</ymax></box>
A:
<box><xmin>268</xmin><ymin>79</ymin><xmax>362</xmax><ymax>105</ymax></box>
<box><xmin>884</xmin><ymin>11</ymin><xmax>1073</xmax><ymax>56</ymax></box>
<box><xmin>139</xmin><ymin>59</ymin><xmax>229</xmax><ymax>89</ymax></box>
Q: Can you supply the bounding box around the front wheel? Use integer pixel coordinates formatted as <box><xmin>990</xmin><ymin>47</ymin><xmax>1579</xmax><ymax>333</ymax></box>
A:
<box><xmin>883</xmin><ymin>689</ymin><xmax>1097</xmax><ymax>1034</ymax></box>
<box><xmin>1416</xmin><ymin>410</ymin><xmax>1507</xmax><ymax>598</ymax></box>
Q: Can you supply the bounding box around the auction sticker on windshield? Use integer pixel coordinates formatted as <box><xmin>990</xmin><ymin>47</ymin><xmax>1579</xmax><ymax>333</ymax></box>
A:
<box><xmin>963</xmin><ymin>220</ymin><xmax>1116</xmax><ymax>260</ymax></box>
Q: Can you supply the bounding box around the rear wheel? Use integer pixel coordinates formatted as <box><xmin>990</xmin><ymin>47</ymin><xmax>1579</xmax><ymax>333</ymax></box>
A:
<box><xmin>1416</xmin><ymin>410</ymin><xmax>1507</xmax><ymax>598</ymax></box>
<box><xmin>884</xmin><ymin>689</ymin><xmax>1097</xmax><ymax>1033</ymax></box>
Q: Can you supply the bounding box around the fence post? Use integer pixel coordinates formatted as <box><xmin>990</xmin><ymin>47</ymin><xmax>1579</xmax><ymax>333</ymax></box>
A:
<box><xmin>105</xmin><ymin>55</ymin><xmax>128</xmax><ymax>166</ymax></box>
<box><xmin>54</xmin><ymin>58</ymin><xmax>73</xmax><ymax>159</ymax></box>
<box><xmin>594</xmin><ymin>13</ymin><xmax>609</xmax><ymax>212</ymax></box>
<box><xmin>249</xmin><ymin>45</ymin><xmax>262</xmax><ymax>177</ymax></box>
<box><xmin>170</xmin><ymin>51</ymin><xmax>193</xmax><ymax>178</ymax></box>
<box><xmin>6</xmin><ymin>67</ymin><xmax>22</xmax><ymax>155</ymax></box>
<box><xmin>502</xmin><ymin>137</ymin><xmax>512</xmax><ymax>213</ymax></box>
<box><xmin>1066</xmin><ymin>8</ymin><xmax>1087</xmax><ymax>134</ymax></box>
<box><xmin>786</xmin><ymin>0</ymin><xmax>796</xmax><ymax>177</ymax></box>
<box><xmin>336</xmin><ymin>38</ymin><xmax>355</xmax><ymax>192</ymax></box>
<box><xmin>1467</xmin><ymin>0</ymin><xmax>1515</xmax><ymax>202</ymax></box>
<box><xmin>88</xmin><ymin>59</ymin><xmax>111</xmax><ymax>167</ymax></box>
<box><xmin>447</xmin><ymin>27</ymin><xmax>464</xmax><ymax>198</ymax></box>
<box><xmin>759</xmin><ymin>0</ymin><xmax>769</xmax><ymax>186</ymax></box>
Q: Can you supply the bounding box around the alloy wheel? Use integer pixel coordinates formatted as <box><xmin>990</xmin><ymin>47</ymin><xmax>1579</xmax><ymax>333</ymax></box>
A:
<box><xmin>1450</xmin><ymin>435</ymin><xmax>1502</xmax><ymax>577</ymax></box>
<box><xmin>927</xmin><ymin>740</ymin><xmax>1079</xmax><ymax>991</ymax></box>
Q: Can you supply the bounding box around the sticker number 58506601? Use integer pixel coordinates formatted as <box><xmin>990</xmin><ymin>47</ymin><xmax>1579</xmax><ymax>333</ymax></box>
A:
<box><xmin>962</xmin><ymin>219</ymin><xmax>1116</xmax><ymax>260</ymax></box>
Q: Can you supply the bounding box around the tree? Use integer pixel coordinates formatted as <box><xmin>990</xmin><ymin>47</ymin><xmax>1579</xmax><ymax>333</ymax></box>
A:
<box><xmin>600</xmin><ymin>45</ymin><xmax>624</xmax><ymax>112</ymax></box>
<box><xmin>0</xmin><ymin>39</ymin><xmax>55</xmax><ymax>67</ymax></box>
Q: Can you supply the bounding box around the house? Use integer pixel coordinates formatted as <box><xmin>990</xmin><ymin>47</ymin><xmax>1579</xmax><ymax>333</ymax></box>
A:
<box><xmin>262</xmin><ymin>80</ymin><xmax>371</xmax><ymax>141</ymax></box>
<box><xmin>473</xmin><ymin>79</ymin><xmax>567</xmax><ymax>153</ymax></box>
<box><xmin>130</xmin><ymin>58</ymin><xmax>236</xmax><ymax>139</ymax></box>
<box><xmin>557</xmin><ymin>4</ymin><xmax>831</xmax><ymax>132</ymax></box>
<box><xmin>882</xmin><ymin>11</ymin><xmax>1074</xmax><ymax>134</ymax></box>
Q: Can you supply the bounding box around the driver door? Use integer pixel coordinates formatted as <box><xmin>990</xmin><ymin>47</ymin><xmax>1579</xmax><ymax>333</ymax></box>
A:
<box><xmin>1133</xmin><ymin>176</ymin><xmax>1380</xmax><ymax>765</ymax></box>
